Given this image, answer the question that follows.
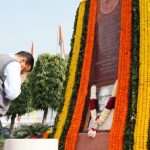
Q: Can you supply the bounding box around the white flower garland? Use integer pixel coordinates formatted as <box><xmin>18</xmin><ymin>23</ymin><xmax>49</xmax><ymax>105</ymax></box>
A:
<box><xmin>87</xmin><ymin>80</ymin><xmax>118</xmax><ymax>138</ymax></box>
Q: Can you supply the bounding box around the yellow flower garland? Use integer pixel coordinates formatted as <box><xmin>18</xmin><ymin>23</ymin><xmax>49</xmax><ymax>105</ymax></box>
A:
<box><xmin>54</xmin><ymin>1</ymin><xmax>86</xmax><ymax>139</ymax></box>
<box><xmin>134</xmin><ymin>0</ymin><xmax>150</xmax><ymax>149</ymax></box>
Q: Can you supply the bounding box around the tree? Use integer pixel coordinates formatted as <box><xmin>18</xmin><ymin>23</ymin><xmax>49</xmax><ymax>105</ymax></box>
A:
<box><xmin>30</xmin><ymin>53</ymin><xmax>66</xmax><ymax>126</ymax></box>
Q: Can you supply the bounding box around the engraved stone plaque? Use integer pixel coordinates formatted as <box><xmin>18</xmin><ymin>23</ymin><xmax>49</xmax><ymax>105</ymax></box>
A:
<box><xmin>91</xmin><ymin>0</ymin><xmax>121</xmax><ymax>84</ymax></box>
<box><xmin>100</xmin><ymin>0</ymin><xmax>120</xmax><ymax>14</ymax></box>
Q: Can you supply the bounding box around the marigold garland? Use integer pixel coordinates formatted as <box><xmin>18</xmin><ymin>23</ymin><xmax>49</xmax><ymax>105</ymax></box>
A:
<box><xmin>64</xmin><ymin>0</ymin><xmax>97</xmax><ymax>149</ymax></box>
<box><xmin>133</xmin><ymin>0</ymin><xmax>150</xmax><ymax>149</ymax></box>
<box><xmin>148</xmin><ymin>120</ymin><xmax>150</xmax><ymax>149</ymax></box>
<box><xmin>109</xmin><ymin>0</ymin><xmax>132</xmax><ymax>150</ymax></box>
<box><xmin>58</xmin><ymin>1</ymin><xmax>90</xmax><ymax>149</ymax></box>
<box><xmin>53</xmin><ymin>1</ymin><xmax>86</xmax><ymax>140</ymax></box>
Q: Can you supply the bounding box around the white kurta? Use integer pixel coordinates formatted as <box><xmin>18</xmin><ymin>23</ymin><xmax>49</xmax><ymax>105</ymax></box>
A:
<box><xmin>4</xmin><ymin>55</ymin><xmax>21</xmax><ymax>100</ymax></box>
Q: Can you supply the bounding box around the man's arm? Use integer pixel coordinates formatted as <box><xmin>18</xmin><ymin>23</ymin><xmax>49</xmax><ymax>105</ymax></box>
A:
<box><xmin>4</xmin><ymin>62</ymin><xmax>21</xmax><ymax>100</ymax></box>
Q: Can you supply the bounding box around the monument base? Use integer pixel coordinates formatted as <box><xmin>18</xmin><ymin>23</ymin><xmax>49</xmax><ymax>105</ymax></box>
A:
<box><xmin>76</xmin><ymin>132</ymin><xmax>109</xmax><ymax>150</ymax></box>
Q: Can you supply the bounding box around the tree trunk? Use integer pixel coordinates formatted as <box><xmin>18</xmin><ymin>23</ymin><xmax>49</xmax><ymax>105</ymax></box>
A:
<box><xmin>42</xmin><ymin>108</ymin><xmax>48</xmax><ymax>126</ymax></box>
<box><xmin>9</xmin><ymin>114</ymin><xmax>16</xmax><ymax>137</ymax></box>
<box><xmin>50</xmin><ymin>108</ymin><xmax>53</xmax><ymax>127</ymax></box>
<box><xmin>0</xmin><ymin>120</ymin><xmax>2</xmax><ymax>134</ymax></box>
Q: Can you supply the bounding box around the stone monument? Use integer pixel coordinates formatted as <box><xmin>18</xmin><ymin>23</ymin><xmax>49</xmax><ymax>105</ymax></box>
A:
<box><xmin>76</xmin><ymin>0</ymin><xmax>121</xmax><ymax>149</ymax></box>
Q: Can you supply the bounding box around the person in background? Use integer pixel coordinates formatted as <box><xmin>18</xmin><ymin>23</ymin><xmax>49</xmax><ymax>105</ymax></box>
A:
<box><xmin>0</xmin><ymin>51</ymin><xmax>34</xmax><ymax>117</ymax></box>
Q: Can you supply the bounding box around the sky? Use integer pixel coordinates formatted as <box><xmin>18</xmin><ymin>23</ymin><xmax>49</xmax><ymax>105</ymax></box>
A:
<box><xmin>0</xmin><ymin>0</ymin><xmax>80</xmax><ymax>59</ymax></box>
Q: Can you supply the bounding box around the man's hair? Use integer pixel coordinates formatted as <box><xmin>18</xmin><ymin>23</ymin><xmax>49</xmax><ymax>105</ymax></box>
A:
<box><xmin>16</xmin><ymin>51</ymin><xmax>34</xmax><ymax>71</ymax></box>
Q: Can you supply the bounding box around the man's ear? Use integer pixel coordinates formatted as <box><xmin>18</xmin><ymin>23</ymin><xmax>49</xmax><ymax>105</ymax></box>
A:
<box><xmin>20</xmin><ymin>57</ymin><xmax>26</xmax><ymax>63</ymax></box>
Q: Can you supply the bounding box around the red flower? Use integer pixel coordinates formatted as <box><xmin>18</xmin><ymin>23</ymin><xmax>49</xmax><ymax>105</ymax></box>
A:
<box><xmin>31</xmin><ymin>135</ymin><xmax>38</xmax><ymax>139</ymax></box>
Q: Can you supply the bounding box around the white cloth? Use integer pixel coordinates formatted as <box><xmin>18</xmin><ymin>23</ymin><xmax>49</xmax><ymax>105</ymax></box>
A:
<box><xmin>3</xmin><ymin>55</ymin><xmax>21</xmax><ymax>100</ymax></box>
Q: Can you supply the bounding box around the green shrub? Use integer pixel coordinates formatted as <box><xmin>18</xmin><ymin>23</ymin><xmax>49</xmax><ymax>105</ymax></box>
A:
<box><xmin>13</xmin><ymin>123</ymin><xmax>51</xmax><ymax>139</ymax></box>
